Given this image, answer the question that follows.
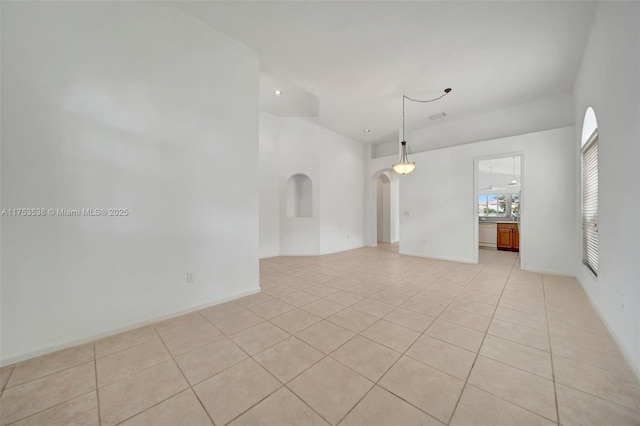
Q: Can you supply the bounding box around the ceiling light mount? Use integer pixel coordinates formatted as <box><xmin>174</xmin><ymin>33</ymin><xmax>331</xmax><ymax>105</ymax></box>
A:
<box><xmin>274</xmin><ymin>90</ymin><xmax>283</xmax><ymax>96</ymax></box>
<box><xmin>392</xmin><ymin>88</ymin><xmax>452</xmax><ymax>175</ymax></box>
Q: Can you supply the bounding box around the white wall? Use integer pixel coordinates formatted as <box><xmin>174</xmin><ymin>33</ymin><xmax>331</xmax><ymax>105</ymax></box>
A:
<box><xmin>318</xmin><ymin>126</ymin><xmax>366</xmax><ymax>255</ymax></box>
<box><xmin>573</xmin><ymin>1</ymin><xmax>640</xmax><ymax>372</ymax></box>
<box><xmin>259</xmin><ymin>113</ymin><xmax>281</xmax><ymax>258</ymax></box>
<box><xmin>1</xmin><ymin>2</ymin><xmax>260</xmax><ymax>363</ymax></box>
<box><xmin>366</xmin><ymin>127</ymin><xmax>576</xmax><ymax>275</ymax></box>
<box><xmin>258</xmin><ymin>113</ymin><xmax>366</xmax><ymax>257</ymax></box>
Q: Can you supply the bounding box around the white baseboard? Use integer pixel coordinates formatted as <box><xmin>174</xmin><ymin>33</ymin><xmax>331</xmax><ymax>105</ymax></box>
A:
<box><xmin>519</xmin><ymin>266</ymin><xmax>575</xmax><ymax>277</ymax></box>
<box><xmin>576</xmin><ymin>277</ymin><xmax>640</xmax><ymax>380</ymax></box>
<box><xmin>319</xmin><ymin>245</ymin><xmax>366</xmax><ymax>256</ymax></box>
<box><xmin>279</xmin><ymin>244</ymin><xmax>367</xmax><ymax>257</ymax></box>
<box><xmin>0</xmin><ymin>287</ymin><xmax>261</xmax><ymax>367</ymax></box>
<box><xmin>479</xmin><ymin>243</ymin><xmax>497</xmax><ymax>249</ymax></box>
<box><xmin>259</xmin><ymin>254</ymin><xmax>279</xmax><ymax>259</ymax></box>
<box><xmin>398</xmin><ymin>251</ymin><xmax>476</xmax><ymax>264</ymax></box>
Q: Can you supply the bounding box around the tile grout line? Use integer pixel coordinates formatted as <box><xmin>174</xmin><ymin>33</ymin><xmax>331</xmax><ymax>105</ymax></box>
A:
<box><xmin>228</xmin><ymin>299</ymin><xmax>342</xmax><ymax>424</ymax></box>
<box><xmin>333</xmin><ymin>257</ymin><xmax>495</xmax><ymax>426</ymax></box>
<box><xmin>5</xmin><ymin>251</ymin><xmax>440</xmax><ymax>424</ymax></box>
<box><xmin>445</xmin><ymin>253</ymin><xmax>515</xmax><ymax>425</ymax></box>
<box><xmin>262</xmin><ymin>255</ymin><xmax>464</xmax><ymax>425</ymax></box>
<box><xmin>446</xmin><ymin>256</ymin><xmax>562</xmax><ymax>424</ymax></box>
<box><xmin>0</xmin><ymin>365</ymin><xmax>15</xmax><ymax>396</ymax></box>
<box><xmin>119</xmin><ymin>325</ymin><xmax>219</xmax><ymax>426</ymax></box>
<box><xmin>3</xmin><ymin>391</ymin><xmax>97</xmax><ymax>426</ymax></box>
<box><xmin>94</xmin><ymin>342</ymin><xmax>102</xmax><ymax>426</ymax></box>
<box><xmin>196</xmin><ymin>293</ymin><xmax>335</xmax><ymax>425</ymax></box>
<box><xmin>180</xmin><ymin>308</ymin><xmax>334</xmax><ymax>425</ymax></box>
<box><xmin>6</xmin><ymin>249</ymin><xmax>606</xmax><ymax>425</ymax></box>
<box><xmin>106</xmin><ymin>314</ymin><xmax>267</xmax><ymax>424</ymax></box>
<box><xmin>3</xmin><ymin>352</ymin><xmax>97</xmax><ymax>391</ymax></box>
<box><xmin>1</xmin><ymin>360</ymin><xmax>98</xmax><ymax>426</ymax></box>
<box><xmin>541</xmin><ymin>275</ymin><xmax>561</xmax><ymax>426</ymax></box>
<box><xmin>272</xmin><ymin>250</ymin><xmax>548</xmax><ymax>422</ymax></box>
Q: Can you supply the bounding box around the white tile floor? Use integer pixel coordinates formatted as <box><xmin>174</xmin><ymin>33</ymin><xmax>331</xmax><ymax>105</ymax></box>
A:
<box><xmin>1</xmin><ymin>247</ymin><xmax>639</xmax><ymax>425</ymax></box>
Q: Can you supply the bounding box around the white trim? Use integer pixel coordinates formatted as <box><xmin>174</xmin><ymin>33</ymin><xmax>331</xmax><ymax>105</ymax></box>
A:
<box><xmin>319</xmin><ymin>245</ymin><xmax>367</xmax><ymax>256</ymax></box>
<box><xmin>398</xmin><ymin>251</ymin><xmax>477</xmax><ymax>264</ymax></box>
<box><xmin>474</xmin><ymin>152</ymin><xmax>524</xmax><ymax>267</ymax></box>
<box><xmin>0</xmin><ymin>288</ymin><xmax>261</xmax><ymax>367</ymax></box>
<box><xmin>576</xmin><ymin>276</ymin><xmax>640</xmax><ymax>380</ymax></box>
<box><xmin>521</xmin><ymin>267</ymin><xmax>575</xmax><ymax>277</ymax></box>
<box><xmin>259</xmin><ymin>254</ymin><xmax>280</xmax><ymax>259</ymax></box>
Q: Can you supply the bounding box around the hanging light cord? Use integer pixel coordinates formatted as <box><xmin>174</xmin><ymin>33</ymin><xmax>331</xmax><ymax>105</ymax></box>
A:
<box><xmin>402</xmin><ymin>88</ymin><xmax>452</xmax><ymax>141</ymax></box>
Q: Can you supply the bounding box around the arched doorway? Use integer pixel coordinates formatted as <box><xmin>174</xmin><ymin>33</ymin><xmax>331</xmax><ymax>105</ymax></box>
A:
<box><xmin>370</xmin><ymin>169</ymin><xmax>400</xmax><ymax>249</ymax></box>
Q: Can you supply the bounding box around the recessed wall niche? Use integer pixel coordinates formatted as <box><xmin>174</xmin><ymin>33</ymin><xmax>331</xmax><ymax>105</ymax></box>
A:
<box><xmin>286</xmin><ymin>173</ymin><xmax>313</xmax><ymax>217</ymax></box>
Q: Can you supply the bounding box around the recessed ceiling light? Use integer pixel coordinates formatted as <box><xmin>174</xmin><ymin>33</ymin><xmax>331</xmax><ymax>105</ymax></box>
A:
<box><xmin>429</xmin><ymin>112</ymin><xmax>447</xmax><ymax>120</ymax></box>
<box><xmin>362</xmin><ymin>129</ymin><xmax>371</xmax><ymax>133</ymax></box>
<box><xmin>274</xmin><ymin>90</ymin><xmax>282</xmax><ymax>96</ymax></box>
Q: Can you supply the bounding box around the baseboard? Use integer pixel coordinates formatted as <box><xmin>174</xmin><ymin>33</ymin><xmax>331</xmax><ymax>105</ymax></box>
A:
<box><xmin>576</xmin><ymin>276</ymin><xmax>640</xmax><ymax>380</ymax></box>
<box><xmin>398</xmin><ymin>251</ymin><xmax>476</xmax><ymax>264</ymax></box>
<box><xmin>279</xmin><ymin>245</ymin><xmax>366</xmax><ymax>257</ymax></box>
<box><xmin>319</xmin><ymin>245</ymin><xmax>366</xmax><ymax>256</ymax></box>
<box><xmin>519</xmin><ymin>266</ymin><xmax>575</xmax><ymax>277</ymax></box>
<box><xmin>259</xmin><ymin>254</ymin><xmax>279</xmax><ymax>259</ymax></box>
<box><xmin>0</xmin><ymin>287</ymin><xmax>261</xmax><ymax>367</ymax></box>
<box><xmin>479</xmin><ymin>243</ymin><xmax>497</xmax><ymax>249</ymax></box>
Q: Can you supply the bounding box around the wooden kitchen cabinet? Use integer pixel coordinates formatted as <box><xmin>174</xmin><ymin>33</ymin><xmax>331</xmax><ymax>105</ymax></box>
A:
<box><xmin>497</xmin><ymin>223</ymin><xmax>519</xmax><ymax>252</ymax></box>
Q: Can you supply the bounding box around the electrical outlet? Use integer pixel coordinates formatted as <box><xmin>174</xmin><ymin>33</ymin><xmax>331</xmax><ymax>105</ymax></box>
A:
<box><xmin>186</xmin><ymin>272</ymin><xmax>196</xmax><ymax>283</ymax></box>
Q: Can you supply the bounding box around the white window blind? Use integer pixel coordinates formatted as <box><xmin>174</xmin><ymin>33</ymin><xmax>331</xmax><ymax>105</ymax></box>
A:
<box><xmin>582</xmin><ymin>131</ymin><xmax>598</xmax><ymax>276</ymax></box>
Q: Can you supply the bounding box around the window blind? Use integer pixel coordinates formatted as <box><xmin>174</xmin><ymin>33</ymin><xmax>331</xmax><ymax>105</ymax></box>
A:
<box><xmin>582</xmin><ymin>132</ymin><xmax>598</xmax><ymax>276</ymax></box>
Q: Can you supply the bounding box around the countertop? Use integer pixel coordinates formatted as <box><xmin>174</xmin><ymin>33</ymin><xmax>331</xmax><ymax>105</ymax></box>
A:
<box><xmin>478</xmin><ymin>220</ymin><xmax>519</xmax><ymax>224</ymax></box>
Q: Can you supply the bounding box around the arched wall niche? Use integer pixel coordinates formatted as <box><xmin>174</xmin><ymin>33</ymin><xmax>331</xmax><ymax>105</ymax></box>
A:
<box><xmin>286</xmin><ymin>173</ymin><xmax>313</xmax><ymax>218</ymax></box>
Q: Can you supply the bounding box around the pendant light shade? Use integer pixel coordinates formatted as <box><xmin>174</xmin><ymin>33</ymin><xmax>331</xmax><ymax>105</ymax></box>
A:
<box><xmin>392</xmin><ymin>141</ymin><xmax>416</xmax><ymax>175</ymax></box>
<box><xmin>392</xmin><ymin>88</ymin><xmax>451</xmax><ymax>176</ymax></box>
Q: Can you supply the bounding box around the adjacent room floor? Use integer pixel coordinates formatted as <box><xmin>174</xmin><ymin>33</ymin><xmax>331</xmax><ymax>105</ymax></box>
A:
<box><xmin>1</xmin><ymin>247</ymin><xmax>639</xmax><ymax>425</ymax></box>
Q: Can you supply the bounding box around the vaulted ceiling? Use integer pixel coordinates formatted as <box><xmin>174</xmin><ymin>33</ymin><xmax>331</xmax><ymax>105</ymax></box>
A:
<box><xmin>174</xmin><ymin>1</ymin><xmax>596</xmax><ymax>145</ymax></box>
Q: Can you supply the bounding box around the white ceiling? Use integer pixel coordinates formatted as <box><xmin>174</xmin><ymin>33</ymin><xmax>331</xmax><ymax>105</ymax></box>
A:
<box><xmin>479</xmin><ymin>156</ymin><xmax>521</xmax><ymax>192</ymax></box>
<box><xmin>174</xmin><ymin>1</ymin><xmax>596</xmax><ymax>145</ymax></box>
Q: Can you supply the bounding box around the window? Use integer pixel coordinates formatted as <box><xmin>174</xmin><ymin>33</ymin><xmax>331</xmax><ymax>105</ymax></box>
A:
<box><xmin>478</xmin><ymin>193</ymin><xmax>519</xmax><ymax>219</ymax></box>
<box><xmin>582</xmin><ymin>130</ymin><xmax>598</xmax><ymax>276</ymax></box>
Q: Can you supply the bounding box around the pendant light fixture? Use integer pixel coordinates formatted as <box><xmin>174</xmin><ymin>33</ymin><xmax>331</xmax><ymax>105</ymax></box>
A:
<box><xmin>481</xmin><ymin>166</ymin><xmax>506</xmax><ymax>191</ymax></box>
<box><xmin>393</xmin><ymin>88</ymin><xmax>452</xmax><ymax>175</ymax></box>
<box><xmin>393</xmin><ymin>142</ymin><xmax>416</xmax><ymax>175</ymax></box>
<box><xmin>508</xmin><ymin>156</ymin><xmax>519</xmax><ymax>186</ymax></box>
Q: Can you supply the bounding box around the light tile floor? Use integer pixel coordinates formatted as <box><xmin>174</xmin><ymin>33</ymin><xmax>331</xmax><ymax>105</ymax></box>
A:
<box><xmin>1</xmin><ymin>247</ymin><xmax>639</xmax><ymax>425</ymax></box>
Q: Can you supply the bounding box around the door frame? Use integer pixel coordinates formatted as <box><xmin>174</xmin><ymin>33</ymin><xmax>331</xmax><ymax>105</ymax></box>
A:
<box><xmin>473</xmin><ymin>152</ymin><xmax>525</xmax><ymax>267</ymax></box>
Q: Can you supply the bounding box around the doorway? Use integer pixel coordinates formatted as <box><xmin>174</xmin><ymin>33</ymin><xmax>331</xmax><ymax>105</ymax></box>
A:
<box><xmin>372</xmin><ymin>169</ymin><xmax>400</xmax><ymax>248</ymax></box>
<box><xmin>475</xmin><ymin>154</ymin><xmax>523</xmax><ymax>263</ymax></box>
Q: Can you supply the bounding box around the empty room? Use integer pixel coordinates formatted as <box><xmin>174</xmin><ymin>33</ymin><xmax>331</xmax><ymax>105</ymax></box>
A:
<box><xmin>1</xmin><ymin>1</ymin><xmax>639</xmax><ymax>425</ymax></box>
